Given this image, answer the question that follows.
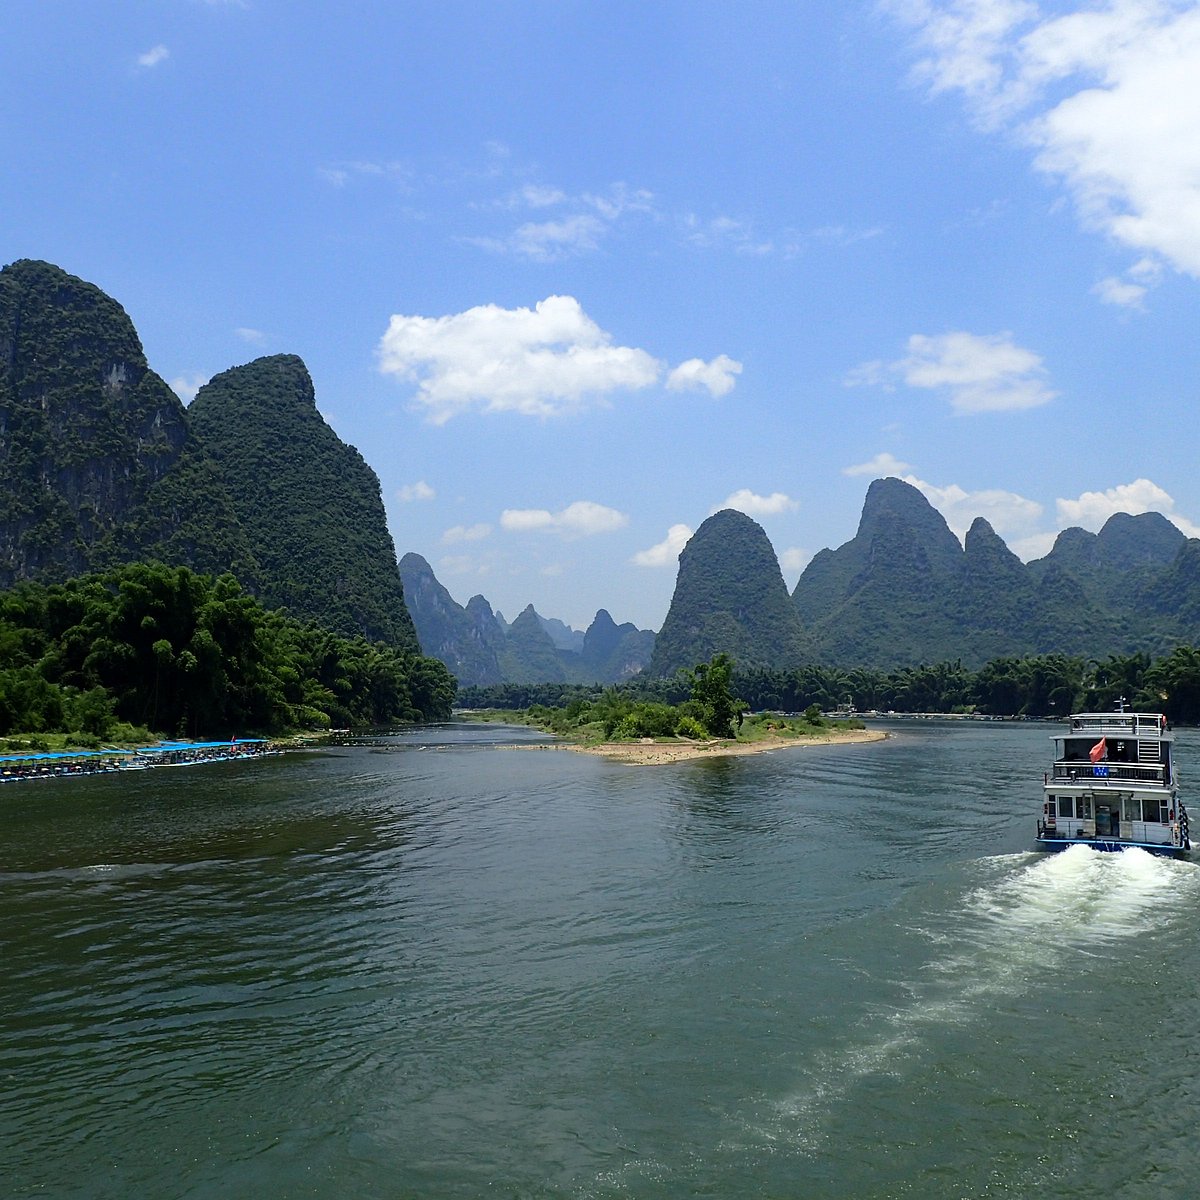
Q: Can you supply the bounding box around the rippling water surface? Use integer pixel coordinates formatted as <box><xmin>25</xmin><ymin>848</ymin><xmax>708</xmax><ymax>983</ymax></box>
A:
<box><xmin>4</xmin><ymin>720</ymin><xmax>1200</xmax><ymax>1198</ymax></box>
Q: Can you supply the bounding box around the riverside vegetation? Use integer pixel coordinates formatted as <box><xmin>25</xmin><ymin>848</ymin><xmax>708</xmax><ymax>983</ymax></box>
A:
<box><xmin>0</xmin><ymin>561</ymin><xmax>455</xmax><ymax>744</ymax></box>
<box><xmin>460</xmin><ymin>646</ymin><xmax>1200</xmax><ymax>726</ymax></box>
<box><xmin>470</xmin><ymin>653</ymin><xmax>866</xmax><ymax>749</ymax></box>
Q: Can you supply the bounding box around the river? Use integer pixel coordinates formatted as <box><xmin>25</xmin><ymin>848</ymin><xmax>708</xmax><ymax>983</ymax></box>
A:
<box><xmin>3</xmin><ymin>720</ymin><xmax>1199</xmax><ymax>1198</ymax></box>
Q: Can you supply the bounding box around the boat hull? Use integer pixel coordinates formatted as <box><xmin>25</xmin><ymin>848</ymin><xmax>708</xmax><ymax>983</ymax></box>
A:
<box><xmin>1035</xmin><ymin>834</ymin><xmax>1189</xmax><ymax>858</ymax></box>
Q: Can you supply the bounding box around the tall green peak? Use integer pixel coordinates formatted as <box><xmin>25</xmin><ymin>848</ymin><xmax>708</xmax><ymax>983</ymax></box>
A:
<box><xmin>188</xmin><ymin>355</ymin><xmax>418</xmax><ymax>651</ymax></box>
<box><xmin>648</xmin><ymin>508</ymin><xmax>808</xmax><ymax>678</ymax></box>
<box><xmin>0</xmin><ymin>258</ymin><xmax>249</xmax><ymax>586</ymax></box>
<box><xmin>792</xmin><ymin>476</ymin><xmax>970</xmax><ymax>669</ymax></box>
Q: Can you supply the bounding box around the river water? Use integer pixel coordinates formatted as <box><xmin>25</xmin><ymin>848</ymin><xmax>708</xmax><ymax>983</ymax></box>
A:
<box><xmin>3</xmin><ymin>720</ymin><xmax>1200</xmax><ymax>1198</ymax></box>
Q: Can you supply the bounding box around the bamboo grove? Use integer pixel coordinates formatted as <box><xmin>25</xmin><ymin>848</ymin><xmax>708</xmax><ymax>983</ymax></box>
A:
<box><xmin>0</xmin><ymin>562</ymin><xmax>455</xmax><ymax>741</ymax></box>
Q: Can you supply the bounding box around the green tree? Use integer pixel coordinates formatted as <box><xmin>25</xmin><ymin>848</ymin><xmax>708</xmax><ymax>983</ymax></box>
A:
<box><xmin>684</xmin><ymin>653</ymin><xmax>746</xmax><ymax>738</ymax></box>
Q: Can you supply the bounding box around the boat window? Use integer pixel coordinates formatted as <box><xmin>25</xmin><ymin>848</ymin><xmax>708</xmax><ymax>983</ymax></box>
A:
<box><xmin>1077</xmin><ymin>797</ymin><xmax>1092</xmax><ymax>819</ymax></box>
<box><xmin>1057</xmin><ymin>796</ymin><xmax>1073</xmax><ymax>817</ymax></box>
<box><xmin>1141</xmin><ymin>798</ymin><xmax>1159</xmax><ymax>822</ymax></box>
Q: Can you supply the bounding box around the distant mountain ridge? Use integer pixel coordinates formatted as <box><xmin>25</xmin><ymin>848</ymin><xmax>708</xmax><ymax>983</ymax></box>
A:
<box><xmin>400</xmin><ymin>553</ymin><xmax>654</xmax><ymax>685</ymax></box>
<box><xmin>791</xmin><ymin>477</ymin><xmax>1200</xmax><ymax>669</ymax></box>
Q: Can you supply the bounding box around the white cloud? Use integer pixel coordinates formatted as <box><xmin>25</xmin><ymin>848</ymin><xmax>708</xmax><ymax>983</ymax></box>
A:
<box><xmin>679</xmin><ymin>213</ymin><xmax>883</xmax><ymax>258</ymax></box>
<box><xmin>843</xmin><ymin>451</ymin><xmax>914</xmax><ymax>477</ymax></box>
<box><xmin>716</xmin><ymin>489</ymin><xmax>799</xmax><ymax>517</ymax></box>
<box><xmin>902</xmin><ymin>474</ymin><xmax>1044</xmax><ymax>540</ymax></box>
<box><xmin>437</xmin><ymin>554</ymin><xmax>485</xmax><ymax>577</ymax></box>
<box><xmin>471</xmin><ymin>182</ymin><xmax>655</xmax><ymax>260</ymax></box>
<box><xmin>892</xmin><ymin>1</ymin><xmax>1200</xmax><ymax>290</ymax></box>
<box><xmin>896</xmin><ymin>472</ymin><xmax>1199</xmax><ymax>559</ymax></box>
<box><xmin>508</xmin><ymin>214</ymin><xmax>607</xmax><ymax>260</ymax></box>
<box><xmin>1092</xmin><ymin>276</ymin><xmax>1146</xmax><ymax>308</ymax></box>
<box><xmin>666</xmin><ymin>354</ymin><xmax>743</xmax><ymax>397</ymax></box>
<box><xmin>512</xmin><ymin>184</ymin><xmax>567</xmax><ymax>208</ymax></box>
<box><xmin>235</xmin><ymin>327</ymin><xmax>265</xmax><ymax>344</ymax></box>
<box><xmin>317</xmin><ymin>160</ymin><xmax>411</xmax><ymax>190</ymax></box>
<box><xmin>397</xmin><ymin>480</ymin><xmax>436</xmax><ymax>502</ymax></box>
<box><xmin>137</xmin><ymin>44</ymin><xmax>170</xmax><ymax>69</ymax></box>
<box><xmin>1056</xmin><ymin>478</ymin><xmax>1200</xmax><ymax>537</ymax></box>
<box><xmin>500</xmin><ymin>500</ymin><xmax>628</xmax><ymax>538</ymax></box>
<box><xmin>442</xmin><ymin>522</ymin><xmax>491</xmax><ymax>544</ymax></box>
<box><xmin>631</xmin><ymin>524</ymin><xmax>693</xmax><ymax>567</ymax></box>
<box><xmin>169</xmin><ymin>373</ymin><xmax>208</xmax><ymax>404</ymax></box>
<box><xmin>848</xmin><ymin>331</ymin><xmax>1056</xmax><ymax>413</ymax></box>
<box><xmin>1009</xmin><ymin>530</ymin><xmax>1058</xmax><ymax>561</ymax></box>
<box><xmin>780</xmin><ymin>547</ymin><xmax>812</xmax><ymax>572</ymax></box>
<box><xmin>377</xmin><ymin>295</ymin><xmax>668</xmax><ymax>422</ymax></box>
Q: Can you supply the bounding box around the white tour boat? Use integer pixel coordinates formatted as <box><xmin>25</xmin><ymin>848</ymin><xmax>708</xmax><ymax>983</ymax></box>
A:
<box><xmin>1037</xmin><ymin>707</ymin><xmax>1189</xmax><ymax>856</ymax></box>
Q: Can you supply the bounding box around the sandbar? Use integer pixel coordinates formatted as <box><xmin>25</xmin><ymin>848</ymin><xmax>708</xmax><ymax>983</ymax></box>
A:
<box><xmin>551</xmin><ymin>727</ymin><xmax>887</xmax><ymax>766</ymax></box>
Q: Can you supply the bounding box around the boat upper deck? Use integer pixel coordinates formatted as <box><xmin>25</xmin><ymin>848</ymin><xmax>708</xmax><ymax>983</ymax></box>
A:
<box><xmin>1065</xmin><ymin>711</ymin><xmax>1171</xmax><ymax>740</ymax></box>
<box><xmin>1048</xmin><ymin>711</ymin><xmax>1175</xmax><ymax>790</ymax></box>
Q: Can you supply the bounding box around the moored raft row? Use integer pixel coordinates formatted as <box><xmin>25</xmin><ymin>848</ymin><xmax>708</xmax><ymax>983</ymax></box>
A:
<box><xmin>0</xmin><ymin>739</ymin><xmax>275</xmax><ymax>783</ymax></box>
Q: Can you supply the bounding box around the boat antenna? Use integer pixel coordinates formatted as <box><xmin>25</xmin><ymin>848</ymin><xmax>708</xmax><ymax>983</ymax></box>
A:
<box><xmin>1116</xmin><ymin>695</ymin><xmax>1127</xmax><ymax>712</ymax></box>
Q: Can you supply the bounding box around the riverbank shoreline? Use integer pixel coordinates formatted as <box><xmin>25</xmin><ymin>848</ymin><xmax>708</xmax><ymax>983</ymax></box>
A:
<box><xmin>518</xmin><ymin>727</ymin><xmax>888</xmax><ymax>766</ymax></box>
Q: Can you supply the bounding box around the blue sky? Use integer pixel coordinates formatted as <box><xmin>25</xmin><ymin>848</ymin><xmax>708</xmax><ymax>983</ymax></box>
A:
<box><xmin>6</xmin><ymin>1</ymin><xmax>1200</xmax><ymax>631</ymax></box>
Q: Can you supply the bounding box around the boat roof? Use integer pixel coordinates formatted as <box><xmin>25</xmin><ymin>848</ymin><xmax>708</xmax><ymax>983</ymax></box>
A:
<box><xmin>1057</xmin><ymin>711</ymin><xmax>1172</xmax><ymax>740</ymax></box>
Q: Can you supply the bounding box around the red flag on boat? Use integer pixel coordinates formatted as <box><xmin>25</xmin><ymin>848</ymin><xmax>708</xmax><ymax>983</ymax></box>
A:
<box><xmin>1089</xmin><ymin>737</ymin><xmax>1107</xmax><ymax>763</ymax></box>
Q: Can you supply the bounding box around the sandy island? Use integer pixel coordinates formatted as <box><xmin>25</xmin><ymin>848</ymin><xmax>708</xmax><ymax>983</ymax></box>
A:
<box><xmin>526</xmin><ymin>728</ymin><xmax>888</xmax><ymax>766</ymax></box>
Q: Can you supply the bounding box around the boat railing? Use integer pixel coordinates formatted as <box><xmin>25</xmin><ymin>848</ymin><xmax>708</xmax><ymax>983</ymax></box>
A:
<box><xmin>1068</xmin><ymin>713</ymin><xmax>1165</xmax><ymax>738</ymax></box>
<box><xmin>1051</xmin><ymin>761</ymin><xmax>1167</xmax><ymax>786</ymax></box>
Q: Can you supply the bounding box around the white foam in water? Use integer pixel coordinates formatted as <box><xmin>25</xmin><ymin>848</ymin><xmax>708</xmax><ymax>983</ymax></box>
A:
<box><xmin>766</xmin><ymin>847</ymin><xmax>1200</xmax><ymax>1148</ymax></box>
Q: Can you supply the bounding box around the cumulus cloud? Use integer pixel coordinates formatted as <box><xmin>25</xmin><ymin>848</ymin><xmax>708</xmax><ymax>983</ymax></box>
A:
<box><xmin>442</xmin><ymin>522</ymin><xmax>491</xmax><ymax>544</ymax></box>
<box><xmin>500</xmin><ymin>500</ymin><xmax>629</xmax><ymax>538</ymax></box>
<box><xmin>891</xmin><ymin>0</ymin><xmax>1200</xmax><ymax>291</ymax></box>
<box><xmin>137</xmin><ymin>44</ymin><xmax>170</xmax><ymax>69</ymax></box>
<box><xmin>397</xmin><ymin>480</ymin><xmax>435</xmax><ymax>502</ymax></box>
<box><xmin>169</xmin><ymin>373</ymin><xmax>208</xmax><ymax>404</ymax></box>
<box><xmin>631</xmin><ymin>524</ymin><xmax>693</xmax><ymax>567</ymax></box>
<box><xmin>779</xmin><ymin>547</ymin><xmax>812</xmax><ymax>573</ymax></box>
<box><xmin>378</xmin><ymin>295</ymin><xmax>737</xmax><ymax>421</ymax></box>
<box><xmin>666</xmin><ymin>354</ymin><xmax>743</xmax><ymax>397</ymax></box>
<box><xmin>1056</xmin><ymin>478</ymin><xmax>1200</xmax><ymax>537</ymax></box>
<box><xmin>903</xmin><ymin>474</ymin><xmax>1045</xmax><ymax>540</ymax></box>
<box><xmin>843</xmin><ymin>451</ymin><xmax>914</xmax><ymax>477</ymax></box>
<box><xmin>848</xmin><ymin>331</ymin><xmax>1056</xmax><ymax>413</ymax></box>
<box><xmin>716</xmin><ymin>489</ymin><xmax>799</xmax><ymax>517</ymax></box>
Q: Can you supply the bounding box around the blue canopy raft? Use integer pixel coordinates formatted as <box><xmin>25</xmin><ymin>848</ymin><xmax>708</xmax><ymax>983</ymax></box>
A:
<box><xmin>0</xmin><ymin>739</ymin><xmax>274</xmax><ymax>783</ymax></box>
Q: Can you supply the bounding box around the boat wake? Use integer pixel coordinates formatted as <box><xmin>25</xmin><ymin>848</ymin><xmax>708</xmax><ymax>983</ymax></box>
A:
<box><xmin>760</xmin><ymin>846</ymin><xmax>1200</xmax><ymax>1152</ymax></box>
